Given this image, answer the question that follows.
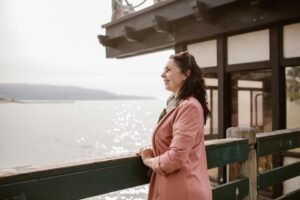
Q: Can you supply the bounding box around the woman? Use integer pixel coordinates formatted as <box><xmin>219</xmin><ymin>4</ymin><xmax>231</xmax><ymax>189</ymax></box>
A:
<box><xmin>140</xmin><ymin>51</ymin><xmax>212</xmax><ymax>200</ymax></box>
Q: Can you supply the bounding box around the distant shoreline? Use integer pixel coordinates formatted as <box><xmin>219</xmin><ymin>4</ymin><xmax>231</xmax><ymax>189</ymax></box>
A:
<box><xmin>0</xmin><ymin>98</ymin><xmax>157</xmax><ymax>104</ymax></box>
<box><xmin>0</xmin><ymin>83</ymin><xmax>156</xmax><ymax>101</ymax></box>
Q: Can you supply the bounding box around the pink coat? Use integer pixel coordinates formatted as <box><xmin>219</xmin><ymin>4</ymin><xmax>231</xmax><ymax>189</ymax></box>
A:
<box><xmin>149</xmin><ymin>97</ymin><xmax>212</xmax><ymax>200</ymax></box>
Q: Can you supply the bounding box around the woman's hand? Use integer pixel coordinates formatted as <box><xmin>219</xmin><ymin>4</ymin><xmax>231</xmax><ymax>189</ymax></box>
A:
<box><xmin>140</xmin><ymin>147</ymin><xmax>154</xmax><ymax>169</ymax></box>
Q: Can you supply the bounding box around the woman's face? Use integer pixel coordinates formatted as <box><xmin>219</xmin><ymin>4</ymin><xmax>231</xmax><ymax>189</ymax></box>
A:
<box><xmin>161</xmin><ymin>59</ymin><xmax>188</xmax><ymax>96</ymax></box>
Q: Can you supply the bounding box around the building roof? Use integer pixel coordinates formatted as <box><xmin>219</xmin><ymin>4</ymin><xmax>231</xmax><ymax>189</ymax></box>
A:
<box><xmin>99</xmin><ymin>0</ymin><xmax>300</xmax><ymax>58</ymax></box>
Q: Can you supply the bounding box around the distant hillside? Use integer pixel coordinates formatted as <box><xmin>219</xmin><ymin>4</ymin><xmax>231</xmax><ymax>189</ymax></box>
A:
<box><xmin>0</xmin><ymin>84</ymin><xmax>154</xmax><ymax>101</ymax></box>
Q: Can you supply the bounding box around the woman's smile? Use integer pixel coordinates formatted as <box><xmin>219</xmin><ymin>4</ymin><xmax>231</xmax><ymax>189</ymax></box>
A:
<box><xmin>161</xmin><ymin>59</ymin><xmax>188</xmax><ymax>96</ymax></box>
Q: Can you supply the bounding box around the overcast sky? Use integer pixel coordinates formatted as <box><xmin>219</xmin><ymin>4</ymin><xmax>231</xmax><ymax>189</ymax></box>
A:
<box><xmin>0</xmin><ymin>0</ymin><xmax>173</xmax><ymax>99</ymax></box>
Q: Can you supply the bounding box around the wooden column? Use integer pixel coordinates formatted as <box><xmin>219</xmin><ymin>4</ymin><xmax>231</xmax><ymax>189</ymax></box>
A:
<box><xmin>174</xmin><ymin>44</ymin><xmax>186</xmax><ymax>53</ymax></box>
<box><xmin>217</xmin><ymin>37</ymin><xmax>231</xmax><ymax>183</ymax></box>
<box><xmin>217</xmin><ymin>37</ymin><xmax>231</xmax><ymax>139</ymax></box>
<box><xmin>227</xmin><ymin>127</ymin><xmax>257</xmax><ymax>200</ymax></box>
<box><xmin>270</xmin><ymin>25</ymin><xmax>286</xmax><ymax>197</ymax></box>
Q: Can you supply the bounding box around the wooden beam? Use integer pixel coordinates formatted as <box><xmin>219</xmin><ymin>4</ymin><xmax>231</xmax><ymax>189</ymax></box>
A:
<box><xmin>104</xmin><ymin>0</ymin><xmax>300</xmax><ymax>58</ymax></box>
<box><xmin>281</xmin><ymin>57</ymin><xmax>300</xmax><ymax>67</ymax></box>
<box><xmin>0</xmin><ymin>138</ymin><xmax>249</xmax><ymax>200</ymax></box>
<box><xmin>102</xmin><ymin>0</ymin><xmax>236</xmax><ymax>38</ymax></box>
<box><xmin>217</xmin><ymin>37</ymin><xmax>230</xmax><ymax>139</ymax></box>
<box><xmin>205</xmin><ymin>138</ymin><xmax>248</xmax><ymax>169</ymax></box>
<box><xmin>226</xmin><ymin>61</ymin><xmax>270</xmax><ymax>72</ymax></box>
<box><xmin>270</xmin><ymin>25</ymin><xmax>286</xmax><ymax>130</ymax></box>
<box><xmin>123</xmin><ymin>26</ymin><xmax>142</xmax><ymax>42</ymax></box>
<box><xmin>106</xmin><ymin>29</ymin><xmax>175</xmax><ymax>58</ymax></box>
<box><xmin>97</xmin><ymin>35</ymin><xmax>118</xmax><ymax>48</ymax></box>
<box><xmin>190</xmin><ymin>0</ymin><xmax>209</xmax><ymax>22</ymax></box>
<box><xmin>256</xmin><ymin>129</ymin><xmax>300</xmax><ymax>157</ymax></box>
<box><xmin>257</xmin><ymin>161</ymin><xmax>300</xmax><ymax>190</ymax></box>
<box><xmin>270</xmin><ymin>24</ymin><xmax>285</xmax><ymax>198</ymax></box>
<box><xmin>248</xmin><ymin>0</ymin><xmax>272</xmax><ymax>8</ymax></box>
<box><xmin>152</xmin><ymin>15</ymin><xmax>169</xmax><ymax>33</ymax></box>
<box><xmin>212</xmin><ymin>178</ymin><xmax>249</xmax><ymax>200</ymax></box>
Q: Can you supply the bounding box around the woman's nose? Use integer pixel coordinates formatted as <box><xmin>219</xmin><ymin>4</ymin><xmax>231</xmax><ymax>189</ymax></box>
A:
<box><xmin>161</xmin><ymin>71</ymin><xmax>165</xmax><ymax>78</ymax></box>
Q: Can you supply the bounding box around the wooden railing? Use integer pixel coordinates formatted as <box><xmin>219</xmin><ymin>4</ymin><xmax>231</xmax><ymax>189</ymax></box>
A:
<box><xmin>0</xmin><ymin>128</ymin><xmax>299</xmax><ymax>200</ymax></box>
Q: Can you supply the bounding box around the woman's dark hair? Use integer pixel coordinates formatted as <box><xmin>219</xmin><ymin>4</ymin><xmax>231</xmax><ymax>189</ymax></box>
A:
<box><xmin>170</xmin><ymin>51</ymin><xmax>210</xmax><ymax>124</ymax></box>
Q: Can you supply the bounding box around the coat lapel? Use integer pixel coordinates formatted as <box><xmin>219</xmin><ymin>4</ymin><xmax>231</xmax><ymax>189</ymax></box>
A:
<box><xmin>151</xmin><ymin>99</ymin><xmax>183</xmax><ymax>153</ymax></box>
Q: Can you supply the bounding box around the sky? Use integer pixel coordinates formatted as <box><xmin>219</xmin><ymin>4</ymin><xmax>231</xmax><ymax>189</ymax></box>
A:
<box><xmin>0</xmin><ymin>0</ymin><xmax>173</xmax><ymax>99</ymax></box>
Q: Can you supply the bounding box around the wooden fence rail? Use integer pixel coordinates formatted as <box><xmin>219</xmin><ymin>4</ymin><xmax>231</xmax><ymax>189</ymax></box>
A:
<box><xmin>0</xmin><ymin>127</ymin><xmax>299</xmax><ymax>200</ymax></box>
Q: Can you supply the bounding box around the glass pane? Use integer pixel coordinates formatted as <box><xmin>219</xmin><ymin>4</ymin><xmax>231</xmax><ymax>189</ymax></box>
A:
<box><xmin>286</xmin><ymin>66</ymin><xmax>300</xmax><ymax>129</ymax></box>
<box><xmin>231</xmin><ymin>69</ymin><xmax>273</xmax><ymax>196</ymax></box>
<box><xmin>238</xmin><ymin>90</ymin><xmax>251</xmax><ymax>127</ymax></box>
<box><xmin>231</xmin><ymin>69</ymin><xmax>272</xmax><ymax>132</ymax></box>
<box><xmin>187</xmin><ymin>40</ymin><xmax>217</xmax><ymax>68</ymax></box>
<box><xmin>204</xmin><ymin>75</ymin><xmax>218</xmax><ymax>139</ymax></box>
<box><xmin>227</xmin><ymin>29</ymin><xmax>270</xmax><ymax>64</ymax></box>
<box><xmin>283</xmin><ymin>23</ymin><xmax>300</xmax><ymax>58</ymax></box>
<box><xmin>284</xmin><ymin>66</ymin><xmax>300</xmax><ymax>195</ymax></box>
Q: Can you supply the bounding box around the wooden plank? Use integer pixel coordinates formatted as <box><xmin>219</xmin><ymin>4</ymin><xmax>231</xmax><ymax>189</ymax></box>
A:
<box><xmin>256</xmin><ymin>129</ymin><xmax>300</xmax><ymax>157</ymax></box>
<box><xmin>0</xmin><ymin>138</ymin><xmax>249</xmax><ymax>200</ymax></box>
<box><xmin>205</xmin><ymin>138</ymin><xmax>248</xmax><ymax>169</ymax></box>
<box><xmin>104</xmin><ymin>0</ymin><xmax>300</xmax><ymax>58</ymax></box>
<box><xmin>275</xmin><ymin>188</ymin><xmax>300</xmax><ymax>200</ymax></box>
<box><xmin>270</xmin><ymin>23</ymin><xmax>285</xmax><ymax>198</ymax></box>
<box><xmin>217</xmin><ymin>37</ymin><xmax>230</xmax><ymax>139</ymax></box>
<box><xmin>226</xmin><ymin>61</ymin><xmax>270</xmax><ymax>73</ymax></box>
<box><xmin>0</xmin><ymin>155</ymin><xmax>150</xmax><ymax>200</ymax></box>
<box><xmin>217</xmin><ymin>37</ymin><xmax>230</xmax><ymax>183</ymax></box>
<box><xmin>257</xmin><ymin>161</ymin><xmax>300</xmax><ymax>190</ymax></box>
<box><xmin>103</xmin><ymin>0</ymin><xmax>237</xmax><ymax>38</ymax></box>
<box><xmin>212</xmin><ymin>177</ymin><xmax>249</xmax><ymax>200</ymax></box>
<box><xmin>281</xmin><ymin>57</ymin><xmax>300</xmax><ymax>67</ymax></box>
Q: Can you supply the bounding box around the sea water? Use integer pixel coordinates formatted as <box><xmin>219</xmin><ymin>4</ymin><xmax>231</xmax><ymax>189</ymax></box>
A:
<box><xmin>0</xmin><ymin>100</ymin><xmax>164</xmax><ymax>199</ymax></box>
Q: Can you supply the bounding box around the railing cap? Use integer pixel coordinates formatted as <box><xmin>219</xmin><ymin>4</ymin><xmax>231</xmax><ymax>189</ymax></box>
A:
<box><xmin>226</xmin><ymin>127</ymin><xmax>256</xmax><ymax>145</ymax></box>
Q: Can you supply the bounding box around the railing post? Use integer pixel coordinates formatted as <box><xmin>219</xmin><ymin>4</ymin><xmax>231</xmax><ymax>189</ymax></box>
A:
<box><xmin>226</xmin><ymin>127</ymin><xmax>257</xmax><ymax>200</ymax></box>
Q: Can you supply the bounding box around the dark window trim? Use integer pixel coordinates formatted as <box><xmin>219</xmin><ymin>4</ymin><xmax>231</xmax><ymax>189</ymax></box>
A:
<box><xmin>281</xmin><ymin>57</ymin><xmax>300</xmax><ymax>67</ymax></box>
<box><xmin>226</xmin><ymin>61</ymin><xmax>270</xmax><ymax>73</ymax></box>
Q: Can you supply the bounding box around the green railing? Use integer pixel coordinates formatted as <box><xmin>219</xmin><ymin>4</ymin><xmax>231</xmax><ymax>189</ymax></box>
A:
<box><xmin>256</xmin><ymin>129</ymin><xmax>300</xmax><ymax>199</ymax></box>
<box><xmin>0</xmin><ymin>128</ymin><xmax>299</xmax><ymax>200</ymax></box>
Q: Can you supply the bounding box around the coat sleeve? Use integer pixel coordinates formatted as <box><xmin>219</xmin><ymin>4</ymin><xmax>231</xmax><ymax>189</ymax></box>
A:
<box><xmin>152</xmin><ymin>102</ymin><xmax>203</xmax><ymax>175</ymax></box>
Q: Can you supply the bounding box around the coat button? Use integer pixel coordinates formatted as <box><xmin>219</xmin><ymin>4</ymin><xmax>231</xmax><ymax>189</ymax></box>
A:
<box><xmin>155</xmin><ymin>191</ymin><xmax>159</xmax><ymax>198</ymax></box>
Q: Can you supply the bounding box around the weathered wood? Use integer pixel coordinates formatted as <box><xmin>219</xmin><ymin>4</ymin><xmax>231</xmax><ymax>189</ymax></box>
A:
<box><xmin>123</xmin><ymin>26</ymin><xmax>142</xmax><ymax>42</ymax></box>
<box><xmin>275</xmin><ymin>187</ymin><xmax>300</xmax><ymax>200</ymax></box>
<box><xmin>217</xmin><ymin>36</ymin><xmax>230</xmax><ymax>184</ymax></box>
<box><xmin>226</xmin><ymin>61</ymin><xmax>270</xmax><ymax>73</ymax></box>
<box><xmin>0</xmin><ymin>154</ymin><xmax>150</xmax><ymax>200</ymax></box>
<box><xmin>212</xmin><ymin>177</ymin><xmax>249</xmax><ymax>200</ymax></box>
<box><xmin>98</xmin><ymin>35</ymin><xmax>119</xmax><ymax>48</ymax></box>
<box><xmin>227</xmin><ymin>127</ymin><xmax>257</xmax><ymax>200</ymax></box>
<box><xmin>1</xmin><ymin>128</ymin><xmax>299</xmax><ymax>200</ymax></box>
<box><xmin>281</xmin><ymin>57</ymin><xmax>300</xmax><ymax>67</ymax></box>
<box><xmin>256</xmin><ymin>129</ymin><xmax>300</xmax><ymax>157</ymax></box>
<box><xmin>102</xmin><ymin>0</ymin><xmax>300</xmax><ymax>58</ymax></box>
<box><xmin>152</xmin><ymin>15</ymin><xmax>169</xmax><ymax>33</ymax></box>
<box><xmin>0</xmin><ymin>138</ymin><xmax>249</xmax><ymax>200</ymax></box>
<box><xmin>205</xmin><ymin>138</ymin><xmax>249</xmax><ymax>169</ymax></box>
<box><xmin>257</xmin><ymin>161</ymin><xmax>300</xmax><ymax>190</ymax></box>
<box><xmin>190</xmin><ymin>0</ymin><xmax>209</xmax><ymax>22</ymax></box>
<box><xmin>270</xmin><ymin>24</ymin><xmax>285</xmax><ymax>198</ymax></box>
<box><xmin>102</xmin><ymin>0</ymin><xmax>237</xmax><ymax>38</ymax></box>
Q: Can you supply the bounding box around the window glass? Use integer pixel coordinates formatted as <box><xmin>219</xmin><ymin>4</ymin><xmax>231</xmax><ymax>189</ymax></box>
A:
<box><xmin>283</xmin><ymin>23</ymin><xmax>300</xmax><ymax>58</ymax></box>
<box><xmin>231</xmin><ymin>69</ymin><xmax>272</xmax><ymax>132</ymax></box>
<box><xmin>286</xmin><ymin>66</ymin><xmax>300</xmax><ymax>129</ymax></box>
<box><xmin>227</xmin><ymin>29</ymin><xmax>270</xmax><ymax>64</ymax></box>
<box><xmin>188</xmin><ymin>40</ymin><xmax>217</xmax><ymax>68</ymax></box>
<box><xmin>204</xmin><ymin>75</ymin><xmax>218</xmax><ymax>139</ymax></box>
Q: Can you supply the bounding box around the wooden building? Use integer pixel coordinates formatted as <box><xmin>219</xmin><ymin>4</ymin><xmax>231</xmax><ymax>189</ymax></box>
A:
<box><xmin>99</xmin><ymin>0</ymin><xmax>300</xmax><ymax>197</ymax></box>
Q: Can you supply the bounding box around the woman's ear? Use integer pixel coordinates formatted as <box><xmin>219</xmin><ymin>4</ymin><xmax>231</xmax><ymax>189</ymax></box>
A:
<box><xmin>183</xmin><ymin>70</ymin><xmax>191</xmax><ymax>80</ymax></box>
